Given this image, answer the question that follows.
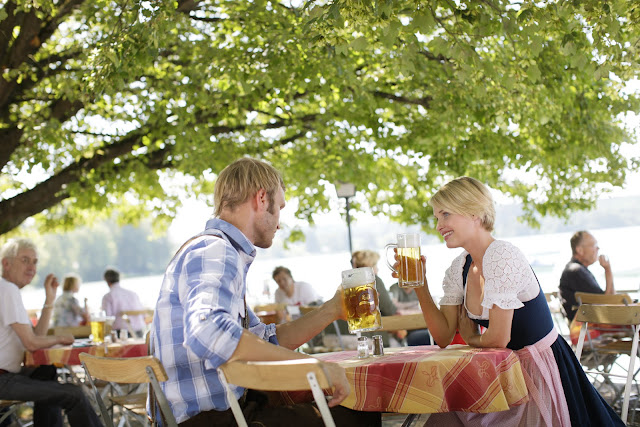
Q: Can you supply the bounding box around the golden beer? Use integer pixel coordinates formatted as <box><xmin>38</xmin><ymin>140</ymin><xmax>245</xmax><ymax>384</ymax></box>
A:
<box><xmin>385</xmin><ymin>233</ymin><xmax>425</xmax><ymax>288</ymax></box>
<box><xmin>344</xmin><ymin>283</ymin><xmax>381</xmax><ymax>333</ymax></box>
<box><xmin>90</xmin><ymin>320</ymin><xmax>105</xmax><ymax>344</ymax></box>
<box><xmin>397</xmin><ymin>247</ymin><xmax>424</xmax><ymax>288</ymax></box>
<box><xmin>341</xmin><ymin>267</ymin><xmax>382</xmax><ymax>334</ymax></box>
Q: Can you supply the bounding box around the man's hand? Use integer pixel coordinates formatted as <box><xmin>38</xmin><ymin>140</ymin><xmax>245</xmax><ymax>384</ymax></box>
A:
<box><xmin>599</xmin><ymin>254</ymin><xmax>611</xmax><ymax>271</ymax></box>
<box><xmin>43</xmin><ymin>273</ymin><xmax>59</xmax><ymax>304</ymax></box>
<box><xmin>327</xmin><ymin>287</ymin><xmax>347</xmax><ymax>321</ymax></box>
<box><xmin>323</xmin><ymin>362</ymin><xmax>350</xmax><ymax>407</ymax></box>
<box><xmin>57</xmin><ymin>334</ymin><xmax>75</xmax><ymax>345</ymax></box>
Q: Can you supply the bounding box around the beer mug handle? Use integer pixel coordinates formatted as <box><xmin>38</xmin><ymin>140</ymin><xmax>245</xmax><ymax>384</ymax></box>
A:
<box><xmin>385</xmin><ymin>243</ymin><xmax>398</xmax><ymax>274</ymax></box>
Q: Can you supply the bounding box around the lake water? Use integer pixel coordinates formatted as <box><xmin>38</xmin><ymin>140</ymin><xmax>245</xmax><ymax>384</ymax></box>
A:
<box><xmin>20</xmin><ymin>226</ymin><xmax>640</xmax><ymax>312</ymax></box>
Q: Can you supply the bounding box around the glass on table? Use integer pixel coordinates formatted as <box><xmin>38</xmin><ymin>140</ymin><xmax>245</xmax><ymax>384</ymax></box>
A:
<box><xmin>341</xmin><ymin>267</ymin><xmax>382</xmax><ymax>334</ymax></box>
<box><xmin>90</xmin><ymin>310</ymin><xmax>106</xmax><ymax>344</ymax></box>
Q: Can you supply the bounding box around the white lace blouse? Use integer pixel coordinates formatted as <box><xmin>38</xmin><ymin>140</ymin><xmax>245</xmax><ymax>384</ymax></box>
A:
<box><xmin>439</xmin><ymin>240</ymin><xmax>540</xmax><ymax>320</ymax></box>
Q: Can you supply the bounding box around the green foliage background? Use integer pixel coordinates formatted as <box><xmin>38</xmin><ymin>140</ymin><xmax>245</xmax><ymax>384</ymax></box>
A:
<box><xmin>0</xmin><ymin>0</ymin><xmax>639</xmax><ymax>243</ymax></box>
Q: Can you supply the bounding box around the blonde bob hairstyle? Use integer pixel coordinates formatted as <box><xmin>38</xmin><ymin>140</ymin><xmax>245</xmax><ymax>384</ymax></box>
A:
<box><xmin>351</xmin><ymin>250</ymin><xmax>380</xmax><ymax>268</ymax></box>
<box><xmin>62</xmin><ymin>274</ymin><xmax>81</xmax><ymax>292</ymax></box>
<box><xmin>429</xmin><ymin>177</ymin><xmax>496</xmax><ymax>232</ymax></box>
<box><xmin>214</xmin><ymin>157</ymin><xmax>285</xmax><ymax>217</ymax></box>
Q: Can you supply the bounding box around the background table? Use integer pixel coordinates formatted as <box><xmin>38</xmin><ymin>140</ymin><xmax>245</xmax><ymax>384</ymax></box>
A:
<box><xmin>25</xmin><ymin>339</ymin><xmax>148</xmax><ymax>366</ymax></box>
<box><xmin>313</xmin><ymin>345</ymin><xmax>528</xmax><ymax>414</ymax></box>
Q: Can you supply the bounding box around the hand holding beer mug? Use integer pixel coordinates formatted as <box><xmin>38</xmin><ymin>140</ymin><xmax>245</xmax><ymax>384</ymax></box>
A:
<box><xmin>341</xmin><ymin>267</ymin><xmax>382</xmax><ymax>334</ymax></box>
<box><xmin>385</xmin><ymin>233</ymin><xmax>424</xmax><ymax>288</ymax></box>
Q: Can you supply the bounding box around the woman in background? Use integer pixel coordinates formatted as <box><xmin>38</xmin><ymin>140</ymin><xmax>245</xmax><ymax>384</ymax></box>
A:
<box><xmin>400</xmin><ymin>176</ymin><xmax>622</xmax><ymax>426</ymax></box>
<box><xmin>53</xmin><ymin>274</ymin><xmax>89</xmax><ymax>327</ymax></box>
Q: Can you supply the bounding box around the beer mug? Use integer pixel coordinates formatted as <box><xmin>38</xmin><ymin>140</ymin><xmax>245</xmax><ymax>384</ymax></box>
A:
<box><xmin>90</xmin><ymin>311</ymin><xmax>107</xmax><ymax>344</ymax></box>
<box><xmin>341</xmin><ymin>267</ymin><xmax>382</xmax><ymax>334</ymax></box>
<box><xmin>385</xmin><ymin>233</ymin><xmax>424</xmax><ymax>288</ymax></box>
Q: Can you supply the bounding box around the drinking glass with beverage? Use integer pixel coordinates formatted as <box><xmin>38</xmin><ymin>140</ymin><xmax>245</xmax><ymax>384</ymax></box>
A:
<box><xmin>90</xmin><ymin>310</ymin><xmax>107</xmax><ymax>344</ymax></box>
<box><xmin>385</xmin><ymin>233</ymin><xmax>425</xmax><ymax>288</ymax></box>
<box><xmin>341</xmin><ymin>267</ymin><xmax>382</xmax><ymax>334</ymax></box>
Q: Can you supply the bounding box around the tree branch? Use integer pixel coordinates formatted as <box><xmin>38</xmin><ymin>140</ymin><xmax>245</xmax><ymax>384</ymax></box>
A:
<box><xmin>0</xmin><ymin>130</ymin><xmax>157</xmax><ymax>235</ymax></box>
<box><xmin>372</xmin><ymin>91</ymin><xmax>432</xmax><ymax>108</ymax></box>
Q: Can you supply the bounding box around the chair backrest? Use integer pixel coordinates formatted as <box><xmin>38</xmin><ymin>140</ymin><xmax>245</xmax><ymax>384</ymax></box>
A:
<box><xmin>218</xmin><ymin>359</ymin><xmax>335</xmax><ymax>427</ymax></box>
<box><xmin>253</xmin><ymin>303</ymin><xmax>287</xmax><ymax>313</ymax></box>
<box><xmin>574</xmin><ymin>304</ymin><xmax>640</xmax><ymax>326</ymax></box>
<box><xmin>544</xmin><ymin>291</ymin><xmax>558</xmax><ymax>302</ymax></box>
<box><xmin>80</xmin><ymin>354</ymin><xmax>168</xmax><ymax>383</ymax></box>
<box><xmin>219</xmin><ymin>358</ymin><xmax>331</xmax><ymax>391</ymax></box>
<box><xmin>379</xmin><ymin>313</ymin><xmax>427</xmax><ymax>332</ymax></box>
<box><xmin>574</xmin><ymin>304</ymin><xmax>640</xmax><ymax>424</ymax></box>
<box><xmin>79</xmin><ymin>353</ymin><xmax>177</xmax><ymax>427</ymax></box>
<box><xmin>299</xmin><ymin>306</ymin><xmax>316</xmax><ymax>315</ymax></box>
<box><xmin>120</xmin><ymin>309</ymin><xmax>155</xmax><ymax>323</ymax></box>
<box><xmin>575</xmin><ymin>292</ymin><xmax>632</xmax><ymax>306</ymax></box>
<box><xmin>47</xmin><ymin>325</ymin><xmax>92</xmax><ymax>338</ymax></box>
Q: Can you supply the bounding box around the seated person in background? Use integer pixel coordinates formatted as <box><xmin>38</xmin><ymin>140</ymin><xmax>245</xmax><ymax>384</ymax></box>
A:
<box><xmin>102</xmin><ymin>268</ymin><xmax>146</xmax><ymax>337</ymax></box>
<box><xmin>390</xmin><ymin>282</ymin><xmax>432</xmax><ymax>346</ymax></box>
<box><xmin>559</xmin><ymin>230</ymin><xmax>615</xmax><ymax>323</ymax></box>
<box><xmin>390</xmin><ymin>282</ymin><xmax>420</xmax><ymax>310</ymax></box>
<box><xmin>0</xmin><ymin>238</ymin><xmax>102</xmax><ymax>427</ymax></box>
<box><xmin>272</xmin><ymin>266</ymin><xmax>322</xmax><ymax>322</ymax></box>
<box><xmin>52</xmin><ymin>274</ymin><xmax>89</xmax><ymax>327</ymax></box>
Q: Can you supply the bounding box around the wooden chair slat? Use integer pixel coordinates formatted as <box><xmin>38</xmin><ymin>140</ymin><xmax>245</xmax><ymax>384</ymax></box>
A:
<box><xmin>219</xmin><ymin>359</ymin><xmax>331</xmax><ymax>391</ymax></box>
<box><xmin>575</xmin><ymin>304</ymin><xmax>640</xmax><ymax>325</ymax></box>
<box><xmin>575</xmin><ymin>292</ymin><xmax>632</xmax><ymax>305</ymax></box>
<box><xmin>79</xmin><ymin>354</ymin><xmax>168</xmax><ymax>383</ymax></box>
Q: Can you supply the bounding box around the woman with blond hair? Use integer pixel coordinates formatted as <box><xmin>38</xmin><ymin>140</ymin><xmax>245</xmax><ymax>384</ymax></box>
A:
<box><xmin>398</xmin><ymin>176</ymin><xmax>622</xmax><ymax>426</ymax></box>
<box><xmin>53</xmin><ymin>274</ymin><xmax>89</xmax><ymax>327</ymax></box>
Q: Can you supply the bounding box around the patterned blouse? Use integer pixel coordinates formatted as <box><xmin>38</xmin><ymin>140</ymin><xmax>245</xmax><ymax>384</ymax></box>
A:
<box><xmin>53</xmin><ymin>291</ymin><xmax>84</xmax><ymax>327</ymax></box>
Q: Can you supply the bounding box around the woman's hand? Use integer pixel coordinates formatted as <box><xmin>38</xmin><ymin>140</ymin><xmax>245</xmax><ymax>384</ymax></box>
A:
<box><xmin>457</xmin><ymin>305</ymin><xmax>479</xmax><ymax>344</ymax></box>
<box><xmin>391</xmin><ymin>251</ymin><xmax>428</xmax><ymax>282</ymax></box>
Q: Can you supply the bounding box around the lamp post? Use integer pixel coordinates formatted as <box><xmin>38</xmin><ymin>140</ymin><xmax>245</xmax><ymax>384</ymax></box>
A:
<box><xmin>336</xmin><ymin>182</ymin><xmax>356</xmax><ymax>255</ymax></box>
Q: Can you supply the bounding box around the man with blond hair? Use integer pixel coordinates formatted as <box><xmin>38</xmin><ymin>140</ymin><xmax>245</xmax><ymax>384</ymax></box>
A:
<box><xmin>151</xmin><ymin>158</ymin><xmax>380</xmax><ymax>426</ymax></box>
<box><xmin>0</xmin><ymin>238</ymin><xmax>102</xmax><ymax>427</ymax></box>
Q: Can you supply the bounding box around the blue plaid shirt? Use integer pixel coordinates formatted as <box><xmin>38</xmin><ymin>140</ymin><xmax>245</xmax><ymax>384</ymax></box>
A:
<box><xmin>151</xmin><ymin>218</ymin><xmax>278</xmax><ymax>423</ymax></box>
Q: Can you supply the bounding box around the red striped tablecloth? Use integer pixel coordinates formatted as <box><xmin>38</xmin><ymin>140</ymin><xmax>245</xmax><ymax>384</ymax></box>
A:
<box><xmin>25</xmin><ymin>339</ymin><xmax>148</xmax><ymax>366</ymax></box>
<box><xmin>311</xmin><ymin>345</ymin><xmax>528</xmax><ymax>414</ymax></box>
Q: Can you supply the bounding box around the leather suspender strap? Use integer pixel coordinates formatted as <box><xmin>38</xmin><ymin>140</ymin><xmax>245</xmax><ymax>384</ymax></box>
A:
<box><xmin>173</xmin><ymin>233</ymin><xmax>250</xmax><ymax>331</ymax></box>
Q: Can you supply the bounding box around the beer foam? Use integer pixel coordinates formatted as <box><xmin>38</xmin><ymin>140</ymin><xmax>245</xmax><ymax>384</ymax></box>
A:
<box><xmin>398</xmin><ymin>233</ymin><xmax>420</xmax><ymax>248</ymax></box>
<box><xmin>341</xmin><ymin>267</ymin><xmax>375</xmax><ymax>287</ymax></box>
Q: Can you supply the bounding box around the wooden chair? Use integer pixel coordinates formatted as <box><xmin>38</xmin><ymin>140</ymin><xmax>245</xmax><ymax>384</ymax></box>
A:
<box><xmin>575</xmin><ymin>292</ymin><xmax>633</xmax><ymax>306</ymax></box>
<box><xmin>79</xmin><ymin>353</ymin><xmax>177</xmax><ymax>427</ymax></box>
<box><xmin>218</xmin><ymin>359</ymin><xmax>336</xmax><ymax>427</ymax></box>
<box><xmin>119</xmin><ymin>309</ymin><xmax>154</xmax><ymax>337</ymax></box>
<box><xmin>47</xmin><ymin>325</ymin><xmax>92</xmax><ymax>338</ymax></box>
<box><xmin>574</xmin><ymin>304</ymin><xmax>640</xmax><ymax>423</ymax></box>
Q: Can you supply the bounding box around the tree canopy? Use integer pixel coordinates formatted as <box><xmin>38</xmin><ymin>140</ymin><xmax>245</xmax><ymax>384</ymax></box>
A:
<box><xmin>1</xmin><ymin>0</ymin><xmax>639</xmax><ymax>239</ymax></box>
